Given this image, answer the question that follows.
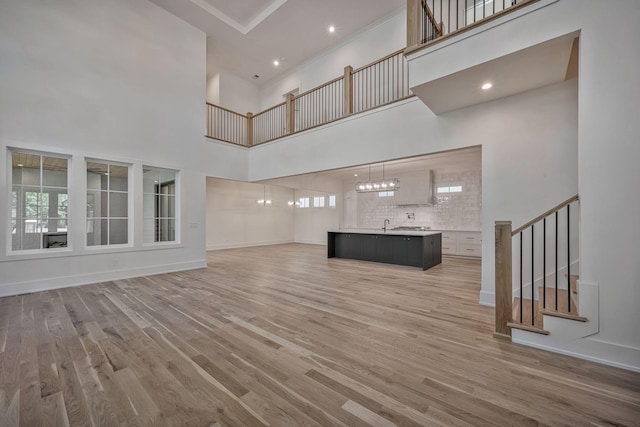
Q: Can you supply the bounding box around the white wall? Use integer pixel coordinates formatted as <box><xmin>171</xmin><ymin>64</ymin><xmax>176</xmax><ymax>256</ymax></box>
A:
<box><xmin>219</xmin><ymin>70</ymin><xmax>261</xmax><ymax>114</ymax></box>
<box><xmin>0</xmin><ymin>0</ymin><xmax>249</xmax><ymax>296</ymax></box>
<box><xmin>206</xmin><ymin>72</ymin><xmax>220</xmax><ymax>104</ymax></box>
<box><xmin>205</xmin><ymin>178</ymin><xmax>294</xmax><ymax>249</ymax></box>
<box><xmin>293</xmin><ymin>190</ymin><xmax>340</xmax><ymax>245</ymax></box>
<box><xmin>258</xmin><ymin>9</ymin><xmax>407</xmax><ymax>109</ymax></box>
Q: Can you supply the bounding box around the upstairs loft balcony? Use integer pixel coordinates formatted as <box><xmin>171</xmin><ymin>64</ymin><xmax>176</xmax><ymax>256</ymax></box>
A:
<box><xmin>206</xmin><ymin>0</ymin><xmax>540</xmax><ymax>147</ymax></box>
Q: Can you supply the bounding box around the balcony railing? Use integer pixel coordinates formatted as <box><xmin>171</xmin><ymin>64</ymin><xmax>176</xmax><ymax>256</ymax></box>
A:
<box><xmin>206</xmin><ymin>1</ymin><xmax>538</xmax><ymax>147</ymax></box>
<box><xmin>205</xmin><ymin>49</ymin><xmax>411</xmax><ymax>147</ymax></box>
<box><xmin>406</xmin><ymin>0</ymin><xmax>538</xmax><ymax>51</ymax></box>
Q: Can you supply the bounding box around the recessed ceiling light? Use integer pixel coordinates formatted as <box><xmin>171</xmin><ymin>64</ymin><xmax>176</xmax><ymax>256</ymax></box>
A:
<box><xmin>482</xmin><ymin>82</ymin><xmax>493</xmax><ymax>90</ymax></box>
<box><xmin>354</xmin><ymin>173</ymin><xmax>358</xmax><ymax>177</ymax></box>
<box><xmin>273</xmin><ymin>60</ymin><xmax>279</xmax><ymax>66</ymax></box>
<box><xmin>328</xmin><ymin>26</ymin><xmax>335</xmax><ymax>33</ymax></box>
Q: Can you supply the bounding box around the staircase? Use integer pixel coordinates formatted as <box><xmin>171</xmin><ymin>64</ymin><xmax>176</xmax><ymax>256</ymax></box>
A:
<box><xmin>509</xmin><ymin>274</ymin><xmax>586</xmax><ymax>335</ymax></box>
<box><xmin>494</xmin><ymin>195</ymin><xmax>595</xmax><ymax>342</ymax></box>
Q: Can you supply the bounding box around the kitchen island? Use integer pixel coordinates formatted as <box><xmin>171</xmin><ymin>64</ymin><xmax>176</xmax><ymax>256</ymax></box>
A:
<box><xmin>327</xmin><ymin>229</ymin><xmax>442</xmax><ymax>270</ymax></box>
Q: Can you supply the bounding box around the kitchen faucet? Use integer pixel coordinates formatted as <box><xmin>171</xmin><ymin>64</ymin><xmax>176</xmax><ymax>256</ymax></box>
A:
<box><xmin>383</xmin><ymin>218</ymin><xmax>390</xmax><ymax>232</ymax></box>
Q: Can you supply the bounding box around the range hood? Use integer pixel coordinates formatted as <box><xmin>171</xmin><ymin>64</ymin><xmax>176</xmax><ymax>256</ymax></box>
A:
<box><xmin>394</xmin><ymin>169</ymin><xmax>436</xmax><ymax>207</ymax></box>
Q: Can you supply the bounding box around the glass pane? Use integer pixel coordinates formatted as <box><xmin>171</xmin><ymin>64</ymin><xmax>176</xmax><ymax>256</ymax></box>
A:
<box><xmin>99</xmin><ymin>192</ymin><xmax>109</xmax><ymax>217</ymax></box>
<box><xmin>143</xmin><ymin>169</ymin><xmax>160</xmax><ymax>193</ymax></box>
<box><xmin>87</xmin><ymin>162</ymin><xmax>108</xmax><ymax>190</ymax></box>
<box><xmin>158</xmin><ymin>195</ymin><xmax>175</xmax><ymax>218</ymax></box>
<box><xmin>21</xmin><ymin>167</ymin><xmax>41</xmax><ymax>186</ymax></box>
<box><xmin>23</xmin><ymin>188</ymin><xmax>41</xmax><ymax>219</ymax></box>
<box><xmin>109</xmin><ymin>219</ymin><xmax>128</xmax><ymax>244</ymax></box>
<box><xmin>14</xmin><ymin>153</ymin><xmax>40</xmax><ymax>186</ymax></box>
<box><xmin>43</xmin><ymin>156</ymin><xmax>68</xmax><ymax>188</ymax></box>
<box><xmin>109</xmin><ymin>192</ymin><xmax>128</xmax><ymax>218</ymax></box>
<box><xmin>159</xmin><ymin>171</ymin><xmax>176</xmax><ymax>191</ymax></box>
<box><xmin>86</xmin><ymin>219</ymin><xmax>104</xmax><ymax>246</ymax></box>
<box><xmin>42</xmin><ymin>188</ymin><xmax>67</xmax><ymax>218</ymax></box>
<box><xmin>143</xmin><ymin>219</ymin><xmax>155</xmax><ymax>243</ymax></box>
<box><xmin>57</xmin><ymin>192</ymin><xmax>69</xmax><ymax>218</ymax></box>
<box><xmin>109</xmin><ymin>165</ymin><xmax>128</xmax><ymax>191</ymax></box>
<box><xmin>87</xmin><ymin>191</ymin><xmax>99</xmax><ymax>217</ymax></box>
<box><xmin>158</xmin><ymin>218</ymin><xmax>175</xmax><ymax>242</ymax></box>
<box><xmin>11</xmin><ymin>187</ymin><xmax>20</xmax><ymax>218</ymax></box>
<box><xmin>143</xmin><ymin>194</ymin><xmax>157</xmax><ymax>219</ymax></box>
<box><xmin>11</xmin><ymin>219</ymin><xmax>17</xmax><ymax>235</ymax></box>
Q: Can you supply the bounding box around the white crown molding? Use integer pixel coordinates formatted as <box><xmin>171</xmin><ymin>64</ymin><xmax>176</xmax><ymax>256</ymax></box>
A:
<box><xmin>190</xmin><ymin>0</ymin><xmax>288</xmax><ymax>35</ymax></box>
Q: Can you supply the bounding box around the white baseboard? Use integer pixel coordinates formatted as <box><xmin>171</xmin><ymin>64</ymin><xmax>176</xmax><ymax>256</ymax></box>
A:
<box><xmin>479</xmin><ymin>290</ymin><xmax>495</xmax><ymax>307</ymax></box>
<box><xmin>0</xmin><ymin>259</ymin><xmax>207</xmax><ymax>298</ymax></box>
<box><xmin>292</xmin><ymin>239</ymin><xmax>325</xmax><ymax>246</ymax></box>
<box><xmin>207</xmin><ymin>239</ymin><xmax>294</xmax><ymax>250</ymax></box>
<box><xmin>512</xmin><ymin>335</ymin><xmax>640</xmax><ymax>373</ymax></box>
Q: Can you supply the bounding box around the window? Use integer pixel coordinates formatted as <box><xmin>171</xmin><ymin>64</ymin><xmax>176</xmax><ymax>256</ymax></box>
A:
<box><xmin>143</xmin><ymin>167</ymin><xmax>177</xmax><ymax>243</ymax></box>
<box><xmin>313</xmin><ymin>196</ymin><xmax>325</xmax><ymax>208</ymax></box>
<box><xmin>86</xmin><ymin>160</ymin><xmax>129</xmax><ymax>246</ymax></box>
<box><xmin>10</xmin><ymin>150</ymin><xmax>69</xmax><ymax>251</ymax></box>
<box><xmin>437</xmin><ymin>185</ymin><xmax>462</xmax><ymax>194</ymax></box>
<box><xmin>297</xmin><ymin>197</ymin><xmax>309</xmax><ymax>208</ymax></box>
<box><xmin>328</xmin><ymin>195</ymin><xmax>336</xmax><ymax>207</ymax></box>
<box><xmin>378</xmin><ymin>191</ymin><xmax>395</xmax><ymax>198</ymax></box>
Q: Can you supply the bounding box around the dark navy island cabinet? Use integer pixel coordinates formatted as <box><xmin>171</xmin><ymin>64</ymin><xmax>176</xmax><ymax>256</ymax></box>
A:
<box><xmin>328</xmin><ymin>231</ymin><xmax>442</xmax><ymax>270</ymax></box>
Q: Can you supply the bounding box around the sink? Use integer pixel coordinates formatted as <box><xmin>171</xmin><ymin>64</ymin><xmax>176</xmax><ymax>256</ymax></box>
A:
<box><xmin>392</xmin><ymin>226</ymin><xmax>431</xmax><ymax>231</ymax></box>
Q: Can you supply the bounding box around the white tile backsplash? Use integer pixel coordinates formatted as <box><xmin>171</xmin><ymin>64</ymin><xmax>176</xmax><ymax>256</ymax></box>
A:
<box><xmin>355</xmin><ymin>169</ymin><xmax>481</xmax><ymax>231</ymax></box>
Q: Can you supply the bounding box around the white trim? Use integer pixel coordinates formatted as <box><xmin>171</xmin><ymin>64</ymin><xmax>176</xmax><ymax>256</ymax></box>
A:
<box><xmin>479</xmin><ymin>290</ymin><xmax>495</xmax><ymax>307</ymax></box>
<box><xmin>0</xmin><ymin>259</ymin><xmax>206</xmax><ymax>298</ymax></box>
<box><xmin>511</xmin><ymin>337</ymin><xmax>640</xmax><ymax>373</ymax></box>
<box><xmin>207</xmin><ymin>239</ymin><xmax>294</xmax><ymax>251</ymax></box>
<box><xmin>189</xmin><ymin>0</ymin><xmax>288</xmax><ymax>35</ymax></box>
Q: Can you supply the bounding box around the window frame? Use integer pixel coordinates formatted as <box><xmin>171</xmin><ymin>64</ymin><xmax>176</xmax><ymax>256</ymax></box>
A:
<box><xmin>85</xmin><ymin>158</ymin><xmax>132</xmax><ymax>249</ymax></box>
<box><xmin>142</xmin><ymin>165</ymin><xmax>181</xmax><ymax>246</ymax></box>
<box><xmin>7</xmin><ymin>148</ymin><xmax>72</xmax><ymax>255</ymax></box>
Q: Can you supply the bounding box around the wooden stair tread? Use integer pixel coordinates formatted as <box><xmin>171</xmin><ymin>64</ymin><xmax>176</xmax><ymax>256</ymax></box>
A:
<box><xmin>507</xmin><ymin>321</ymin><xmax>549</xmax><ymax>335</ymax></box>
<box><xmin>538</xmin><ymin>286</ymin><xmax>579</xmax><ymax>316</ymax></box>
<box><xmin>512</xmin><ymin>297</ymin><xmax>544</xmax><ymax>329</ymax></box>
<box><xmin>540</xmin><ymin>309</ymin><xmax>587</xmax><ymax>322</ymax></box>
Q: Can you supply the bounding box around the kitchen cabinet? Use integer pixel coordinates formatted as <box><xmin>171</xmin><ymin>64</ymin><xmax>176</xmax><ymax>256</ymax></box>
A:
<box><xmin>333</xmin><ymin>233</ymin><xmax>363</xmax><ymax>259</ymax></box>
<box><xmin>435</xmin><ymin>231</ymin><xmax>481</xmax><ymax>258</ymax></box>
<box><xmin>362</xmin><ymin>234</ymin><xmax>393</xmax><ymax>263</ymax></box>
<box><xmin>328</xmin><ymin>231</ymin><xmax>442</xmax><ymax>270</ymax></box>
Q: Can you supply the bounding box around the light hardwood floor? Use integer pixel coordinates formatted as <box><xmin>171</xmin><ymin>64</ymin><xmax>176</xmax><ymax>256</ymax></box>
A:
<box><xmin>1</xmin><ymin>243</ymin><xmax>638</xmax><ymax>426</ymax></box>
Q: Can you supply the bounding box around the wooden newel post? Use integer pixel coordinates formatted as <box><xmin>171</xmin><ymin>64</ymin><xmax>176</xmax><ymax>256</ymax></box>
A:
<box><xmin>343</xmin><ymin>65</ymin><xmax>353</xmax><ymax>116</ymax></box>
<box><xmin>406</xmin><ymin>0</ymin><xmax>420</xmax><ymax>48</ymax></box>
<box><xmin>246</xmin><ymin>112</ymin><xmax>253</xmax><ymax>147</ymax></box>
<box><xmin>285</xmin><ymin>93</ymin><xmax>295</xmax><ymax>134</ymax></box>
<box><xmin>494</xmin><ymin>221</ymin><xmax>513</xmax><ymax>340</ymax></box>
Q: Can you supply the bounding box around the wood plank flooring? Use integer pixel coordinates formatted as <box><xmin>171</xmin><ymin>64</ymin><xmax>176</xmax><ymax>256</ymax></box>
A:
<box><xmin>1</xmin><ymin>243</ymin><xmax>639</xmax><ymax>426</ymax></box>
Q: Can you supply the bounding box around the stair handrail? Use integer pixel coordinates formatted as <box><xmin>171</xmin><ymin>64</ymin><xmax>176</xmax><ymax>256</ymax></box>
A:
<box><xmin>420</xmin><ymin>0</ymin><xmax>443</xmax><ymax>38</ymax></box>
<box><xmin>494</xmin><ymin>193</ymin><xmax>580</xmax><ymax>339</ymax></box>
<box><xmin>512</xmin><ymin>194</ymin><xmax>579</xmax><ymax>235</ymax></box>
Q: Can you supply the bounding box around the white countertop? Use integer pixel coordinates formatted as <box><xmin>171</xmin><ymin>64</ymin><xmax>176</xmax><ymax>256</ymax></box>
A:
<box><xmin>329</xmin><ymin>228</ymin><xmax>443</xmax><ymax>237</ymax></box>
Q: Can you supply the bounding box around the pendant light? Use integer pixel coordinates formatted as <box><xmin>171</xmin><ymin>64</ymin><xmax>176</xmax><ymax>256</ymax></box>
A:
<box><xmin>355</xmin><ymin>163</ymin><xmax>400</xmax><ymax>193</ymax></box>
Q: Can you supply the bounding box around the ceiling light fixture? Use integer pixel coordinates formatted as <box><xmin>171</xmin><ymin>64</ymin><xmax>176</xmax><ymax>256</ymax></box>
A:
<box><xmin>328</xmin><ymin>25</ymin><xmax>335</xmax><ymax>33</ymax></box>
<box><xmin>273</xmin><ymin>60</ymin><xmax>279</xmax><ymax>66</ymax></box>
<box><xmin>355</xmin><ymin>163</ymin><xmax>400</xmax><ymax>193</ymax></box>
<box><xmin>481</xmin><ymin>82</ymin><xmax>493</xmax><ymax>90</ymax></box>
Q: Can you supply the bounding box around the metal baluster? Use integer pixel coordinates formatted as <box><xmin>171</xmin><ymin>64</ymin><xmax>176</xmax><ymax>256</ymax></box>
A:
<box><xmin>555</xmin><ymin>210</ymin><xmax>558</xmax><ymax>311</ymax></box>
<box><xmin>543</xmin><ymin>217</ymin><xmax>546</xmax><ymax>309</ymax></box>
<box><xmin>531</xmin><ymin>223</ymin><xmax>535</xmax><ymax>325</ymax></box>
<box><xmin>520</xmin><ymin>231</ymin><xmax>523</xmax><ymax>323</ymax></box>
<box><xmin>567</xmin><ymin>204</ymin><xmax>571</xmax><ymax>313</ymax></box>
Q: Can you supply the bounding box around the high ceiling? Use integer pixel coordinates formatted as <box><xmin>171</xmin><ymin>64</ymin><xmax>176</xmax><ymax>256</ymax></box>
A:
<box><xmin>148</xmin><ymin>0</ymin><xmax>404</xmax><ymax>84</ymax></box>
